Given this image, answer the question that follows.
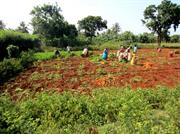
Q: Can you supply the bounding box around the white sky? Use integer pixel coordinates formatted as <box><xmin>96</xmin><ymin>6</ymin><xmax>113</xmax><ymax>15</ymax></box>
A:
<box><xmin>0</xmin><ymin>0</ymin><xmax>180</xmax><ymax>34</ymax></box>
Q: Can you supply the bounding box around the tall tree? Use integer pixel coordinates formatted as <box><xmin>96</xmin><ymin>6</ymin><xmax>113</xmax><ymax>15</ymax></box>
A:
<box><xmin>64</xmin><ymin>22</ymin><xmax>78</xmax><ymax>38</ymax></box>
<box><xmin>78</xmin><ymin>16</ymin><xmax>107</xmax><ymax>38</ymax></box>
<box><xmin>16</xmin><ymin>21</ymin><xmax>29</xmax><ymax>33</ymax></box>
<box><xmin>142</xmin><ymin>0</ymin><xmax>180</xmax><ymax>46</ymax></box>
<box><xmin>111</xmin><ymin>22</ymin><xmax>121</xmax><ymax>34</ymax></box>
<box><xmin>0</xmin><ymin>20</ymin><xmax>5</xmax><ymax>30</ymax></box>
<box><xmin>30</xmin><ymin>3</ymin><xmax>65</xmax><ymax>38</ymax></box>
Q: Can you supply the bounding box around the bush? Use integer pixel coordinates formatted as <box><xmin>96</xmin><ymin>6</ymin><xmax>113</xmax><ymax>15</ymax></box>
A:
<box><xmin>170</xmin><ymin>35</ymin><xmax>180</xmax><ymax>43</ymax></box>
<box><xmin>0</xmin><ymin>51</ymin><xmax>35</xmax><ymax>84</ymax></box>
<box><xmin>20</xmin><ymin>51</ymin><xmax>35</xmax><ymax>68</ymax></box>
<box><xmin>0</xmin><ymin>30</ymin><xmax>40</xmax><ymax>60</ymax></box>
<box><xmin>0</xmin><ymin>58</ymin><xmax>23</xmax><ymax>83</ymax></box>
<box><xmin>0</xmin><ymin>86</ymin><xmax>180</xmax><ymax>133</ymax></box>
<box><xmin>6</xmin><ymin>45</ymin><xmax>20</xmax><ymax>58</ymax></box>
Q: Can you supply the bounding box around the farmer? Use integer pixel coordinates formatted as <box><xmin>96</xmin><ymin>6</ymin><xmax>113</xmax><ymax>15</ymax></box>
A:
<box><xmin>117</xmin><ymin>46</ymin><xmax>125</xmax><ymax>61</ymax></box>
<box><xmin>157</xmin><ymin>47</ymin><xmax>162</xmax><ymax>52</ymax></box>
<box><xmin>66</xmin><ymin>45</ymin><xmax>71</xmax><ymax>53</ymax></box>
<box><xmin>126</xmin><ymin>47</ymin><xmax>132</xmax><ymax>61</ymax></box>
<box><xmin>54</xmin><ymin>49</ymin><xmax>60</xmax><ymax>57</ymax></box>
<box><xmin>130</xmin><ymin>53</ymin><xmax>136</xmax><ymax>65</ymax></box>
<box><xmin>133</xmin><ymin>44</ymin><xmax>138</xmax><ymax>53</ymax></box>
<box><xmin>81</xmin><ymin>47</ymin><xmax>89</xmax><ymax>57</ymax></box>
<box><xmin>122</xmin><ymin>47</ymin><xmax>131</xmax><ymax>61</ymax></box>
<box><xmin>102</xmin><ymin>48</ymin><xmax>109</xmax><ymax>60</ymax></box>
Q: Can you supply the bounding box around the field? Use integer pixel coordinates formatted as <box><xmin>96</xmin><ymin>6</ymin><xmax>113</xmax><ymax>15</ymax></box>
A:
<box><xmin>0</xmin><ymin>48</ymin><xmax>180</xmax><ymax>133</ymax></box>
<box><xmin>1</xmin><ymin>48</ymin><xmax>180</xmax><ymax>97</ymax></box>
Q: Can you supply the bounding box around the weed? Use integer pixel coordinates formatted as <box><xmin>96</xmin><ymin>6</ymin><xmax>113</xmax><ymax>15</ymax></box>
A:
<box><xmin>97</xmin><ymin>68</ymin><xmax>107</xmax><ymax>75</ymax></box>
<box><xmin>29</xmin><ymin>72</ymin><xmax>42</xmax><ymax>81</ymax></box>
<box><xmin>47</xmin><ymin>73</ymin><xmax>61</xmax><ymax>80</ymax></box>
<box><xmin>130</xmin><ymin>76</ymin><xmax>144</xmax><ymax>83</ymax></box>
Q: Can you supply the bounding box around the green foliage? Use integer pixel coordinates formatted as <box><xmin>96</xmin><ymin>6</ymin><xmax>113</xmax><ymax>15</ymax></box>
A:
<box><xmin>78</xmin><ymin>16</ymin><xmax>107</xmax><ymax>37</ymax></box>
<box><xmin>0</xmin><ymin>20</ymin><xmax>5</xmax><ymax>30</ymax></box>
<box><xmin>34</xmin><ymin>52</ymin><xmax>55</xmax><ymax>61</ymax></box>
<box><xmin>6</xmin><ymin>45</ymin><xmax>20</xmax><ymax>58</ymax></box>
<box><xmin>31</xmin><ymin>3</ymin><xmax>64</xmax><ymax>38</ymax></box>
<box><xmin>90</xmin><ymin>41</ymin><xmax>122</xmax><ymax>50</ymax></box>
<box><xmin>89</xmin><ymin>54</ymin><xmax>102</xmax><ymax>63</ymax></box>
<box><xmin>0</xmin><ymin>51</ymin><xmax>35</xmax><ymax>84</ymax></box>
<box><xmin>0</xmin><ymin>58</ymin><xmax>23</xmax><ymax>84</ymax></box>
<box><xmin>16</xmin><ymin>21</ymin><xmax>29</xmax><ymax>33</ymax></box>
<box><xmin>138</xmin><ymin>32</ymin><xmax>156</xmax><ymax>43</ymax></box>
<box><xmin>0</xmin><ymin>30</ymin><xmax>40</xmax><ymax>60</ymax></box>
<box><xmin>111</xmin><ymin>22</ymin><xmax>121</xmax><ymax>34</ymax></box>
<box><xmin>0</xmin><ymin>86</ymin><xmax>180</xmax><ymax>133</ymax></box>
<box><xmin>31</xmin><ymin>3</ymin><xmax>78</xmax><ymax>47</ymax></box>
<box><xmin>34</xmin><ymin>51</ymin><xmax>83</xmax><ymax>61</ymax></box>
<box><xmin>20</xmin><ymin>51</ymin><xmax>35</xmax><ymax>68</ymax></box>
<box><xmin>170</xmin><ymin>35</ymin><xmax>180</xmax><ymax>43</ymax></box>
<box><xmin>120</xmin><ymin>31</ymin><xmax>137</xmax><ymax>43</ymax></box>
<box><xmin>142</xmin><ymin>0</ymin><xmax>180</xmax><ymax>46</ymax></box>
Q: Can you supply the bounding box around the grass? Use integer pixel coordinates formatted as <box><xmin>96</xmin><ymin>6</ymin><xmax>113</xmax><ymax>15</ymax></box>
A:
<box><xmin>34</xmin><ymin>51</ymin><xmax>83</xmax><ymax>61</ymax></box>
<box><xmin>34</xmin><ymin>52</ymin><xmax>54</xmax><ymax>61</ymax></box>
<box><xmin>90</xmin><ymin>41</ymin><xmax>180</xmax><ymax>50</ymax></box>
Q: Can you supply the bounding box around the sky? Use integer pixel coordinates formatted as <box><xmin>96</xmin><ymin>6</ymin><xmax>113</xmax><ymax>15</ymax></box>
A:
<box><xmin>0</xmin><ymin>0</ymin><xmax>180</xmax><ymax>34</ymax></box>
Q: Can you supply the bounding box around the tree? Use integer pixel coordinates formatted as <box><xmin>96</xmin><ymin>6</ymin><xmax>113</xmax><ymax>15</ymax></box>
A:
<box><xmin>170</xmin><ymin>35</ymin><xmax>180</xmax><ymax>43</ymax></box>
<box><xmin>0</xmin><ymin>20</ymin><xmax>5</xmax><ymax>30</ymax></box>
<box><xmin>16</xmin><ymin>21</ymin><xmax>29</xmax><ymax>33</ymax></box>
<box><xmin>142</xmin><ymin>0</ymin><xmax>180</xmax><ymax>46</ymax></box>
<box><xmin>138</xmin><ymin>32</ymin><xmax>156</xmax><ymax>43</ymax></box>
<box><xmin>64</xmin><ymin>22</ymin><xmax>78</xmax><ymax>38</ymax></box>
<box><xmin>111</xmin><ymin>22</ymin><xmax>121</xmax><ymax>34</ymax></box>
<box><xmin>78</xmin><ymin>16</ymin><xmax>107</xmax><ymax>37</ymax></box>
<box><xmin>120</xmin><ymin>31</ymin><xmax>136</xmax><ymax>43</ymax></box>
<box><xmin>30</xmin><ymin>3</ymin><xmax>78</xmax><ymax>47</ymax></box>
<box><xmin>30</xmin><ymin>3</ymin><xmax>65</xmax><ymax>39</ymax></box>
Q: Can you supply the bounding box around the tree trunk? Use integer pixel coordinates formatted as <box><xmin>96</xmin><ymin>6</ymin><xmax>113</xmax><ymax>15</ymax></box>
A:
<box><xmin>157</xmin><ymin>35</ymin><xmax>161</xmax><ymax>47</ymax></box>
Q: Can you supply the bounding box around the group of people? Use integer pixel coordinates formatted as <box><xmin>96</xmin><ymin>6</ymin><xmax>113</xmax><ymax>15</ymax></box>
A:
<box><xmin>102</xmin><ymin>45</ymin><xmax>138</xmax><ymax>63</ymax></box>
<box><xmin>54</xmin><ymin>45</ymin><xmax>138</xmax><ymax>64</ymax></box>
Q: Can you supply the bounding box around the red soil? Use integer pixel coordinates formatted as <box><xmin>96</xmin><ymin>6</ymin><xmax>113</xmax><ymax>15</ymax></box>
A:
<box><xmin>1</xmin><ymin>48</ymin><xmax>180</xmax><ymax>96</ymax></box>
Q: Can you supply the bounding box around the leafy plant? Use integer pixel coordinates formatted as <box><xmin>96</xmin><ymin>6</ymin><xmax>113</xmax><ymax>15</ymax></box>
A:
<box><xmin>6</xmin><ymin>45</ymin><xmax>20</xmax><ymax>58</ymax></box>
<box><xmin>0</xmin><ymin>86</ymin><xmax>180</xmax><ymax>133</ymax></box>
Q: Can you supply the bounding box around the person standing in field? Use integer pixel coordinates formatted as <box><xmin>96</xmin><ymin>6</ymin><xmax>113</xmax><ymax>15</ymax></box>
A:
<box><xmin>133</xmin><ymin>44</ymin><xmax>138</xmax><ymax>53</ymax></box>
<box><xmin>126</xmin><ymin>47</ymin><xmax>132</xmax><ymax>61</ymax></box>
<box><xmin>102</xmin><ymin>48</ymin><xmax>109</xmax><ymax>60</ymax></box>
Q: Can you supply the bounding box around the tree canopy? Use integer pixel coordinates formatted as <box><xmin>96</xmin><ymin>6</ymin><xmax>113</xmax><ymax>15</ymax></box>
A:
<box><xmin>30</xmin><ymin>3</ymin><xmax>78</xmax><ymax>47</ymax></box>
<box><xmin>16</xmin><ymin>21</ymin><xmax>29</xmax><ymax>33</ymax></box>
<box><xmin>142</xmin><ymin>0</ymin><xmax>180</xmax><ymax>46</ymax></box>
<box><xmin>111</xmin><ymin>22</ymin><xmax>121</xmax><ymax>34</ymax></box>
<box><xmin>31</xmin><ymin>3</ymin><xmax>65</xmax><ymax>38</ymax></box>
<box><xmin>78</xmin><ymin>16</ymin><xmax>107</xmax><ymax>37</ymax></box>
<box><xmin>0</xmin><ymin>20</ymin><xmax>5</xmax><ymax>30</ymax></box>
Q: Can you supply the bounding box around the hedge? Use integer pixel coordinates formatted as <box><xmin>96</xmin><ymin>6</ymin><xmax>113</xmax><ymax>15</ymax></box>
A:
<box><xmin>0</xmin><ymin>30</ymin><xmax>40</xmax><ymax>60</ymax></box>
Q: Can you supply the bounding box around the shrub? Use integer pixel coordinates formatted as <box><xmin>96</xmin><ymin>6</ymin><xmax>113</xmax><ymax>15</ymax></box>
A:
<box><xmin>0</xmin><ymin>51</ymin><xmax>35</xmax><ymax>84</ymax></box>
<box><xmin>20</xmin><ymin>51</ymin><xmax>35</xmax><ymax>68</ymax></box>
<box><xmin>0</xmin><ymin>58</ymin><xmax>23</xmax><ymax>83</ymax></box>
<box><xmin>0</xmin><ymin>30</ymin><xmax>40</xmax><ymax>60</ymax></box>
<box><xmin>0</xmin><ymin>86</ymin><xmax>180</xmax><ymax>133</ymax></box>
<box><xmin>6</xmin><ymin>45</ymin><xmax>20</xmax><ymax>58</ymax></box>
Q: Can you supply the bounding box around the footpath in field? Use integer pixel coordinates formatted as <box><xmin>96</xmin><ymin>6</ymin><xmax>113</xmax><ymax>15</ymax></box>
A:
<box><xmin>1</xmin><ymin>49</ymin><xmax>180</xmax><ymax>94</ymax></box>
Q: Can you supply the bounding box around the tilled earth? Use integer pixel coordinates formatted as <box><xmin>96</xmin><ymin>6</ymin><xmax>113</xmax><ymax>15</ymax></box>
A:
<box><xmin>1</xmin><ymin>48</ymin><xmax>180</xmax><ymax>96</ymax></box>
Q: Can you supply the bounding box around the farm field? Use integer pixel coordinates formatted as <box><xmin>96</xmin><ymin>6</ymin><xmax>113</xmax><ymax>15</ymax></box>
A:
<box><xmin>1</xmin><ymin>48</ymin><xmax>180</xmax><ymax>96</ymax></box>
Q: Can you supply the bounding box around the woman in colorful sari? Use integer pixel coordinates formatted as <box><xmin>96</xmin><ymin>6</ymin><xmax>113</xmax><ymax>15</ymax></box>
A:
<box><xmin>102</xmin><ymin>48</ymin><xmax>109</xmax><ymax>60</ymax></box>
